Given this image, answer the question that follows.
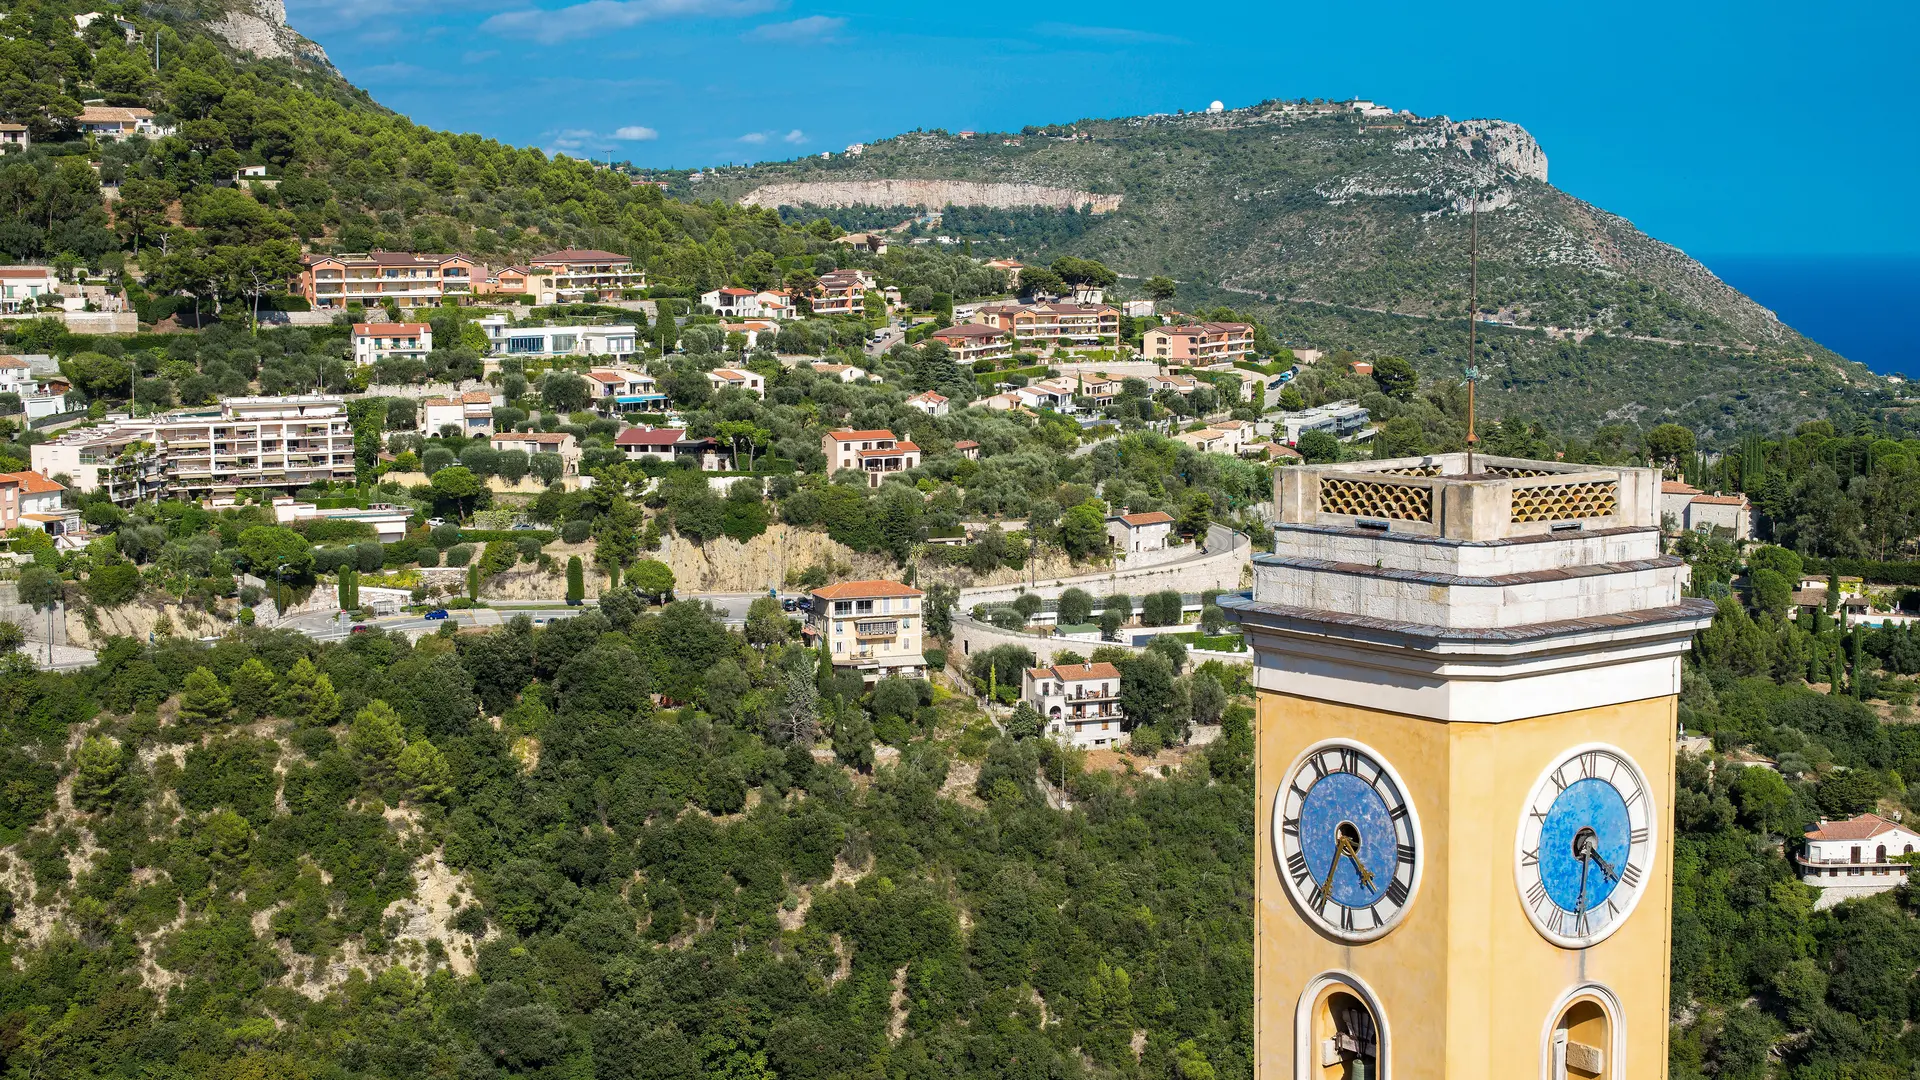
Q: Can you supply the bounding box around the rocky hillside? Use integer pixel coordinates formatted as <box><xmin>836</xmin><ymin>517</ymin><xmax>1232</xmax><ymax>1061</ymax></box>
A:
<box><xmin>686</xmin><ymin>100</ymin><xmax>1884</xmax><ymax>436</ymax></box>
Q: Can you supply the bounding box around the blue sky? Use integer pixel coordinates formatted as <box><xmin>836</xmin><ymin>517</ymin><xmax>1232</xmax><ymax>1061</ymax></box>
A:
<box><xmin>286</xmin><ymin>0</ymin><xmax>1918</xmax><ymax>258</ymax></box>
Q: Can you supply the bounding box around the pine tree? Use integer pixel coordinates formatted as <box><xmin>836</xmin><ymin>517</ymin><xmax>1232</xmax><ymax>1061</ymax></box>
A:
<box><xmin>228</xmin><ymin>657</ymin><xmax>276</xmax><ymax>720</ymax></box>
<box><xmin>71</xmin><ymin>734</ymin><xmax>123</xmax><ymax>811</ymax></box>
<box><xmin>349</xmin><ymin>700</ymin><xmax>406</xmax><ymax>767</ymax></box>
<box><xmin>177</xmin><ymin>666</ymin><xmax>231</xmax><ymax>725</ymax></box>
<box><xmin>277</xmin><ymin>657</ymin><xmax>342</xmax><ymax>726</ymax></box>
<box><xmin>397</xmin><ymin>739</ymin><xmax>453</xmax><ymax>800</ymax></box>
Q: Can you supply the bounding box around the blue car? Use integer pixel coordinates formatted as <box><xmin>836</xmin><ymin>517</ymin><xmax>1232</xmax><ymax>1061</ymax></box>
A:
<box><xmin>424</xmin><ymin>609</ymin><xmax>450</xmax><ymax>620</ymax></box>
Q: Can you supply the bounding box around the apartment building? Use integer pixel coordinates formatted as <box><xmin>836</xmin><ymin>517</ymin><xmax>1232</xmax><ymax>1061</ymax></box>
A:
<box><xmin>351</xmin><ymin>322</ymin><xmax>433</xmax><ymax>365</ymax></box>
<box><xmin>808</xmin><ymin>580</ymin><xmax>927</xmax><ymax>682</ymax></box>
<box><xmin>584</xmin><ymin>367</ymin><xmax>666</xmax><ymax>411</ymax></box>
<box><xmin>1023</xmin><ymin>662</ymin><xmax>1127</xmax><ymax>749</ymax></box>
<box><xmin>811</xmin><ymin>269</ymin><xmax>875</xmax><ymax>317</ymax></box>
<box><xmin>822</xmin><ymin>429</ymin><xmax>921</xmax><ymax>486</ymax></box>
<box><xmin>700</xmin><ymin>287</ymin><xmax>797</xmax><ymax>320</ymax></box>
<box><xmin>0</xmin><ymin>266</ymin><xmax>59</xmax><ymax>315</ymax></box>
<box><xmin>972</xmin><ymin>302</ymin><xmax>1120</xmax><ymax>353</ymax></box>
<box><xmin>531</xmin><ymin>249</ymin><xmax>645</xmax><ymax>299</ymax></box>
<box><xmin>75</xmin><ymin>106</ymin><xmax>170</xmax><ymax>141</ymax></box>
<box><xmin>422</xmin><ymin>390</ymin><xmax>496</xmax><ymax>437</ymax></box>
<box><xmin>1279</xmin><ymin>400</ymin><xmax>1370</xmax><ymax>446</ymax></box>
<box><xmin>1141</xmin><ymin>322</ymin><xmax>1255</xmax><ymax>364</ymax></box>
<box><xmin>1146</xmin><ymin>372</ymin><xmax>1200</xmax><ymax>395</ymax></box>
<box><xmin>478</xmin><ymin>316</ymin><xmax>641</xmax><ymax>360</ymax></box>
<box><xmin>705</xmin><ymin>367</ymin><xmax>766</xmax><ymax>398</ymax></box>
<box><xmin>298</xmin><ymin>252</ymin><xmax>482</xmax><ymax>311</ymax></box>
<box><xmin>34</xmin><ymin>396</ymin><xmax>356</xmax><ymax>503</ymax></box>
<box><xmin>491</xmin><ymin>431</ymin><xmax>581</xmax><ymax>474</ymax></box>
<box><xmin>929</xmin><ymin>322</ymin><xmax>1013</xmax><ymax>364</ymax></box>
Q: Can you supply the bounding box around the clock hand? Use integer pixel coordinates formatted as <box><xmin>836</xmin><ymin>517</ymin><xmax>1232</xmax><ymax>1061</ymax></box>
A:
<box><xmin>1313</xmin><ymin>841</ymin><xmax>1344</xmax><ymax>909</ymax></box>
<box><xmin>1575</xmin><ymin>854</ymin><xmax>1591</xmax><ymax>915</ymax></box>
<box><xmin>1342</xmin><ymin>839</ymin><xmax>1377</xmax><ymax>891</ymax></box>
<box><xmin>1591</xmin><ymin>850</ymin><xmax>1620</xmax><ymax>883</ymax></box>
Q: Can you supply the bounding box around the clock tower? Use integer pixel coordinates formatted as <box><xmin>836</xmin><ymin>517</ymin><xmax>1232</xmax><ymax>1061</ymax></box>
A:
<box><xmin>1222</xmin><ymin>455</ymin><xmax>1713</xmax><ymax>1080</ymax></box>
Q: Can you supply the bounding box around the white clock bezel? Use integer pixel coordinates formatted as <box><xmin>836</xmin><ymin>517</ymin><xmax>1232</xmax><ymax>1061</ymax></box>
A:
<box><xmin>1273</xmin><ymin>737</ymin><xmax>1425</xmax><ymax>944</ymax></box>
<box><xmin>1513</xmin><ymin>741</ymin><xmax>1657</xmax><ymax>950</ymax></box>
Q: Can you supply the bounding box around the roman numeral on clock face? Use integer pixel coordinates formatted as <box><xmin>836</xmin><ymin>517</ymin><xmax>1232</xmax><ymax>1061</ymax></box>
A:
<box><xmin>1397</xmin><ymin>843</ymin><xmax>1415</xmax><ymax>865</ymax></box>
<box><xmin>1386</xmin><ymin>878</ymin><xmax>1409</xmax><ymax>906</ymax></box>
<box><xmin>1287</xmin><ymin>851</ymin><xmax>1310</xmax><ymax>884</ymax></box>
<box><xmin>1630</xmin><ymin>827</ymin><xmax>1648</xmax><ymax>844</ymax></box>
<box><xmin>1526</xmin><ymin>880</ymin><xmax>1548</xmax><ymax>909</ymax></box>
<box><xmin>1580</xmin><ymin>751</ymin><xmax>1599</xmax><ymax>778</ymax></box>
<box><xmin>1621</xmin><ymin>862</ymin><xmax>1642</xmax><ymax>888</ymax></box>
<box><xmin>1281</xmin><ymin>816</ymin><xmax>1299</xmax><ymax>838</ymax></box>
<box><xmin>1338</xmin><ymin>748</ymin><xmax>1358</xmax><ymax>775</ymax></box>
<box><xmin>1521</xmin><ymin>847</ymin><xmax>1539</xmax><ymax>867</ymax></box>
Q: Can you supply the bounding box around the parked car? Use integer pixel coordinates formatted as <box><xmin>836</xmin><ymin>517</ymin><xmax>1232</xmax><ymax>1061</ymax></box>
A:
<box><xmin>781</xmin><ymin>597</ymin><xmax>798</xmax><ymax>612</ymax></box>
<box><xmin>796</xmin><ymin>597</ymin><xmax>813</xmax><ymax>612</ymax></box>
<box><xmin>424</xmin><ymin>609</ymin><xmax>449</xmax><ymax>620</ymax></box>
<box><xmin>350</xmin><ymin>624</ymin><xmax>370</xmax><ymax>634</ymax></box>
<box><xmin>427</xmin><ymin>518</ymin><xmax>447</xmax><ymax>528</ymax></box>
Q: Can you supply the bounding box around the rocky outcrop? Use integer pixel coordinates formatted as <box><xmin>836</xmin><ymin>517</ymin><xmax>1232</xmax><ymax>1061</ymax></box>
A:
<box><xmin>213</xmin><ymin>0</ymin><xmax>333</xmax><ymax>66</ymax></box>
<box><xmin>740</xmin><ymin>180</ymin><xmax>1123</xmax><ymax>214</ymax></box>
<box><xmin>1394</xmin><ymin>119</ymin><xmax>1548</xmax><ymax>183</ymax></box>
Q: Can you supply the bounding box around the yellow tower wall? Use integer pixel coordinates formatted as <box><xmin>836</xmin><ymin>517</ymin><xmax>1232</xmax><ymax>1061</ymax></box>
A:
<box><xmin>1254</xmin><ymin>689</ymin><xmax>1677</xmax><ymax>1080</ymax></box>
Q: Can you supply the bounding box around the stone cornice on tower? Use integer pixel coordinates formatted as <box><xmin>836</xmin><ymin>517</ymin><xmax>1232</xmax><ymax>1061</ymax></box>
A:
<box><xmin>1224</xmin><ymin>453</ymin><xmax>1715</xmax><ymax>723</ymax></box>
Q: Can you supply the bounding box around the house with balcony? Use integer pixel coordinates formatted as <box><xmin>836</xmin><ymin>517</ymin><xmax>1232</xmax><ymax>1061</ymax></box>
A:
<box><xmin>1798</xmin><ymin>813</ymin><xmax>1920</xmax><ymax>898</ymax></box>
<box><xmin>701</xmin><ymin>287</ymin><xmax>797</xmax><ymax>320</ymax></box>
<box><xmin>351</xmin><ymin>322</ymin><xmax>433</xmax><ymax>365</ymax></box>
<box><xmin>585</xmin><ymin>367</ymin><xmax>666</xmax><ymax>411</ymax></box>
<box><xmin>613</xmin><ymin>426</ymin><xmax>729</xmax><ymax>471</ymax></box>
<box><xmin>477</xmin><ymin>316</ymin><xmax>641</xmax><ymax>360</ymax></box>
<box><xmin>297</xmin><ymin>252</ymin><xmax>481</xmax><ymax>311</ymax></box>
<box><xmin>422</xmin><ymin>390</ymin><xmax>496</xmax><ymax>436</ymax></box>
<box><xmin>1009</xmin><ymin>378</ymin><xmax>1079</xmax><ymax>413</ymax></box>
<box><xmin>530</xmin><ymin>249</ymin><xmax>644</xmax><ymax>300</ymax></box>
<box><xmin>36</xmin><ymin>397</ymin><xmax>356</xmax><ymax>503</ymax></box>
<box><xmin>0</xmin><ymin>470</ymin><xmax>75</xmax><ymax>535</ymax></box>
<box><xmin>1142</xmin><ymin>322</ymin><xmax>1255</xmax><ymax>364</ymax></box>
<box><xmin>491</xmin><ymin>431</ymin><xmax>581</xmax><ymax>474</ymax></box>
<box><xmin>972</xmin><ymin>302</ymin><xmax>1120</xmax><ymax>354</ymax></box>
<box><xmin>706</xmin><ymin>367</ymin><xmax>766</xmax><ymax>398</ymax></box>
<box><xmin>32</xmin><ymin>425</ymin><xmax>165</xmax><ymax>506</ymax></box>
<box><xmin>811</xmin><ymin>269</ymin><xmax>876</xmax><ymax>317</ymax></box>
<box><xmin>808</xmin><ymin>580</ymin><xmax>927</xmax><ymax>682</ymax></box>
<box><xmin>930</xmin><ymin>323</ymin><xmax>1013</xmax><ymax>364</ymax></box>
<box><xmin>1023</xmin><ymin>662</ymin><xmax>1128</xmax><ymax>749</ymax></box>
<box><xmin>822</xmin><ymin>429</ymin><xmax>920</xmax><ymax>487</ymax></box>
<box><xmin>75</xmin><ymin>106</ymin><xmax>170</xmax><ymax>141</ymax></box>
<box><xmin>1147</xmin><ymin>372</ymin><xmax>1201</xmax><ymax>395</ymax></box>
<box><xmin>722</xmin><ymin>321</ymin><xmax>777</xmax><ymax>350</ymax></box>
<box><xmin>0</xmin><ymin>266</ymin><xmax>59</xmax><ymax>315</ymax></box>
<box><xmin>906</xmin><ymin>391</ymin><xmax>949</xmax><ymax>417</ymax></box>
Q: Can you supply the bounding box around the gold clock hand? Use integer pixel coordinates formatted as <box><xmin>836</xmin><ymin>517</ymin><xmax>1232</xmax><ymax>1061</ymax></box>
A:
<box><xmin>1343</xmin><ymin>840</ymin><xmax>1377</xmax><ymax>890</ymax></box>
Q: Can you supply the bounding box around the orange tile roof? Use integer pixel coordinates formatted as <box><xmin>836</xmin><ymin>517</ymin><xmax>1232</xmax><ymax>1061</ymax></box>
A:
<box><xmin>1031</xmin><ymin>661</ymin><xmax>1122</xmax><ymax>681</ymax></box>
<box><xmin>826</xmin><ymin>429</ymin><xmax>897</xmax><ymax>443</ymax></box>
<box><xmin>0</xmin><ymin>471</ymin><xmax>63</xmax><ymax>494</ymax></box>
<box><xmin>953</xmin><ymin>440</ymin><xmax>979</xmax><ymax>449</ymax></box>
<box><xmin>1807</xmin><ymin>813</ymin><xmax>1908</xmax><ymax>842</ymax></box>
<box><xmin>1119</xmin><ymin>511</ymin><xmax>1175</xmax><ymax>527</ymax></box>
<box><xmin>1691</xmin><ymin>494</ymin><xmax>1747</xmax><ymax>506</ymax></box>
<box><xmin>811</xmin><ymin>580</ymin><xmax>924</xmax><ymax>600</ymax></box>
<box><xmin>1662</xmin><ymin>481</ymin><xmax>1702</xmax><ymax>495</ymax></box>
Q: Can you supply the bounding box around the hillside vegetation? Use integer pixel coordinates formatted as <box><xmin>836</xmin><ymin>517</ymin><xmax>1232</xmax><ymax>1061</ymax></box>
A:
<box><xmin>695</xmin><ymin>105</ymin><xmax>1891</xmax><ymax>439</ymax></box>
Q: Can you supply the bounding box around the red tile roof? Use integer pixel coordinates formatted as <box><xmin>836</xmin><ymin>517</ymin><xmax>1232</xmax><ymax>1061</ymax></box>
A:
<box><xmin>1662</xmin><ymin>481</ymin><xmax>1702</xmax><ymax>495</ymax></box>
<box><xmin>811</xmin><ymin>580</ymin><xmax>924</xmax><ymax>600</ymax></box>
<box><xmin>932</xmin><ymin>323</ymin><xmax>1008</xmax><ymax>340</ymax></box>
<box><xmin>1691</xmin><ymin>494</ymin><xmax>1748</xmax><ymax>506</ymax></box>
<box><xmin>0</xmin><ymin>470</ymin><xmax>63</xmax><ymax>494</ymax></box>
<box><xmin>953</xmin><ymin>440</ymin><xmax>979</xmax><ymax>449</ymax></box>
<box><xmin>826</xmin><ymin>429</ymin><xmax>897</xmax><ymax>443</ymax></box>
<box><xmin>534</xmin><ymin>249</ymin><xmax>629</xmax><ymax>264</ymax></box>
<box><xmin>1030</xmin><ymin>661</ymin><xmax>1122</xmax><ymax>682</ymax></box>
<box><xmin>1119</xmin><ymin>511</ymin><xmax>1175</xmax><ymax>527</ymax></box>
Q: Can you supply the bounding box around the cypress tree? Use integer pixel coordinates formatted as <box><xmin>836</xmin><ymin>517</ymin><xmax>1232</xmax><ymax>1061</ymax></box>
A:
<box><xmin>566</xmin><ymin>556</ymin><xmax>584</xmax><ymax>605</ymax></box>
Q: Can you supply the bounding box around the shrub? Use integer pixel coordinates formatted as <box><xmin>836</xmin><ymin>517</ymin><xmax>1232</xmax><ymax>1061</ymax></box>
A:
<box><xmin>446</xmin><ymin>544</ymin><xmax>474</xmax><ymax>568</ymax></box>
<box><xmin>561</xmin><ymin>520</ymin><xmax>591</xmax><ymax>544</ymax></box>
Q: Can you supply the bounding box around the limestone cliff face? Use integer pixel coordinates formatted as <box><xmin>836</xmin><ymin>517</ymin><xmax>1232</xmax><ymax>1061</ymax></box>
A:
<box><xmin>739</xmin><ymin>180</ymin><xmax>1122</xmax><ymax>214</ymax></box>
<box><xmin>1394</xmin><ymin>119</ymin><xmax>1548</xmax><ymax>183</ymax></box>
<box><xmin>213</xmin><ymin>0</ymin><xmax>333</xmax><ymax>67</ymax></box>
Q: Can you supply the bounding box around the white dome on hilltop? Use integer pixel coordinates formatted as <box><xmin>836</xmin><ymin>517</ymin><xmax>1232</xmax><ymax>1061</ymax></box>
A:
<box><xmin>1207</xmin><ymin>100</ymin><xmax>1225</xmax><ymax>114</ymax></box>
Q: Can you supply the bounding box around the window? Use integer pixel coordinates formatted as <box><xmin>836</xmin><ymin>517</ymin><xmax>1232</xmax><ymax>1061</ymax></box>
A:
<box><xmin>1878</xmin><ymin>845</ymin><xmax>1888</xmax><ymax>862</ymax></box>
<box><xmin>833</xmin><ymin>601</ymin><xmax>852</xmax><ymax>615</ymax></box>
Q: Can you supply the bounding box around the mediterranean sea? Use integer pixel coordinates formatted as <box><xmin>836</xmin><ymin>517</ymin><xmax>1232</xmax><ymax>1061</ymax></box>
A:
<box><xmin>1701</xmin><ymin>254</ymin><xmax>1920</xmax><ymax>379</ymax></box>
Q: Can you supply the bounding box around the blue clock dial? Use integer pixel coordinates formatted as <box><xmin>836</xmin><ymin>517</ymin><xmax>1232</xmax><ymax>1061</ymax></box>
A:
<box><xmin>1276</xmin><ymin>742</ymin><xmax>1420</xmax><ymax>942</ymax></box>
<box><xmin>1517</xmin><ymin>746</ymin><xmax>1655</xmax><ymax>948</ymax></box>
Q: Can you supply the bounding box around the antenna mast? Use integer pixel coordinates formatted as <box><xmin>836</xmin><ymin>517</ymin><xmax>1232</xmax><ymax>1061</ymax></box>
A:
<box><xmin>1465</xmin><ymin>192</ymin><xmax>1480</xmax><ymax>474</ymax></box>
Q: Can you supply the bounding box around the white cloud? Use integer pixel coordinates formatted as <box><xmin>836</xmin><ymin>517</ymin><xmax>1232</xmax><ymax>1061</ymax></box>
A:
<box><xmin>614</xmin><ymin>125</ymin><xmax>659</xmax><ymax>140</ymax></box>
<box><xmin>744</xmin><ymin>15</ymin><xmax>845</xmax><ymax>42</ymax></box>
<box><xmin>1032</xmin><ymin>22</ymin><xmax>1186</xmax><ymax>45</ymax></box>
<box><xmin>462</xmin><ymin>49</ymin><xmax>500</xmax><ymax>63</ymax></box>
<box><xmin>482</xmin><ymin>0</ymin><xmax>779</xmax><ymax>45</ymax></box>
<box><xmin>738</xmin><ymin>132</ymin><xmax>769</xmax><ymax>144</ymax></box>
<box><xmin>783</xmin><ymin>129</ymin><xmax>806</xmax><ymax>144</ymax></box>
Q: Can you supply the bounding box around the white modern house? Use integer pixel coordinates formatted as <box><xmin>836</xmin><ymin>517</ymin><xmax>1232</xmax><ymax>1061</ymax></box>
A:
<box><xmin>1798</xmin><ymin>812</ymin><xmax>1920</xmax><ymax>899</ymax></box>
<box><xmin>1023</xmin><ymin>662</ymin><xmax>1128</xmax><ymax>749</ymax></box>
<box><xmin>478</xmin><ymin>315</ymin><xmax>640</xmax><ymax>360</ymax></box>
<box><xmin>351</xmin><ymin>322</ymin><xmax>432</xmax><ymax>365</ymax></box>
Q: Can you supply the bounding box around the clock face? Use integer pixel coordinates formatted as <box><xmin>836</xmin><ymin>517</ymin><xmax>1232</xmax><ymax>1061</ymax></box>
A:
<box><xmin>1275</xmin><ymin>740</ymin><xmax>1422</xmax><ymax>942</ymax></box>
<box><xmin>1516</xmin><ymin>744</ymin><xmax>1656</xmax><ymax>948</ymax></box>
